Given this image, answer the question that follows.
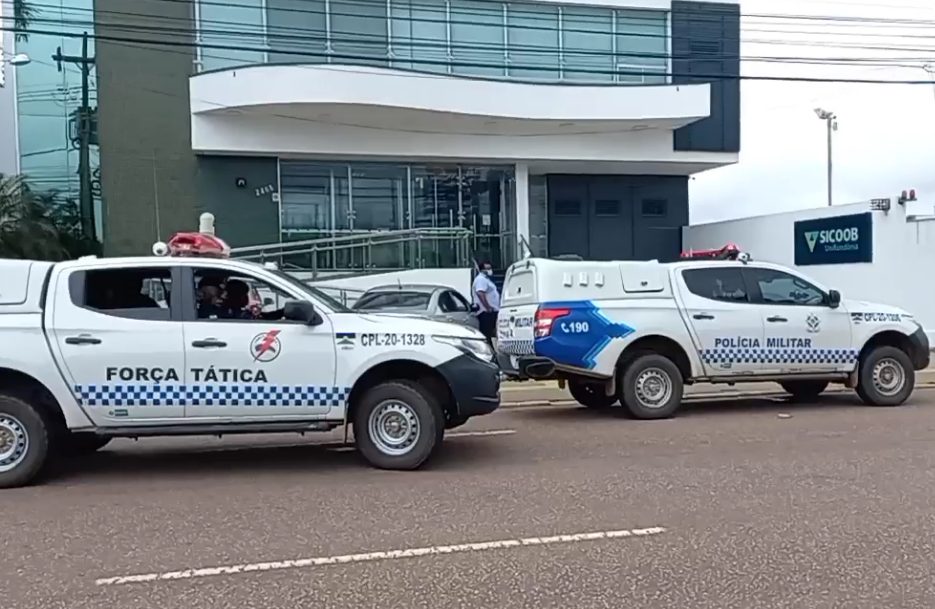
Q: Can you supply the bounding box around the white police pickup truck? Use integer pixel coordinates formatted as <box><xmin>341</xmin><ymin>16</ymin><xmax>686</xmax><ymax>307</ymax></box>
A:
<box><xmin>496</xmin><ymin>247</ymin><xmax>929</xmax><ymax>419</ymax></box>
<box><xmin>0</xmin><ymin>232</ymin><xmax>500</xmax><ymax>489</ymax></box>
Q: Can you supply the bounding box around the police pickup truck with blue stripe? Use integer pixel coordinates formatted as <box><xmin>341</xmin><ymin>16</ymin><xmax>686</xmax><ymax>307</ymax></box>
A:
<box><xmin>496</xmin><ymin>248</ymin><xmax>928</xmax><ymax>419</ymax></box>
<box><xmin>0</xmin><ymin>228</ymin><xmax>500</xmax><ymax>489</ymax></box>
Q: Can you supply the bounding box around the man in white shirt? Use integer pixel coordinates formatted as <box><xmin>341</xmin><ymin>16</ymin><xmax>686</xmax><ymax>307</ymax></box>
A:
<box><xmin>472</xmin><ymin>261</ymin><xmax>501</xmax><ymax>346</ymax></box>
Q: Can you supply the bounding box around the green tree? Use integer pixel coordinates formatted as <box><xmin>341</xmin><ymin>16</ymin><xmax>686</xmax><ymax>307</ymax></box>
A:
<box><xmin>0</xmin><ymin>174</ymin><xmax>99</xmax><ymax>260</ymax></box>
<box><xmin>13</xmin><ymin>0</ymin><xmax>37</xmax><ymax>42</ymax></box>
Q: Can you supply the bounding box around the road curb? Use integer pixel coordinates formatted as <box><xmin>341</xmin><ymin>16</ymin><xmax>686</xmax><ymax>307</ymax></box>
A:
<box><xmin>499</xmin><ymin>381</ymin><xmax>935</xmax><ymax>409</ymax></box>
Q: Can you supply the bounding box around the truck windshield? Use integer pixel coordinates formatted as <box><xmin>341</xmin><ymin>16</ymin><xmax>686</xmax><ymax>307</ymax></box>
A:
<box><xmin>266</xmin><ymin>269</ymin><xmax>351</xmax><ymax>313</ymax></box>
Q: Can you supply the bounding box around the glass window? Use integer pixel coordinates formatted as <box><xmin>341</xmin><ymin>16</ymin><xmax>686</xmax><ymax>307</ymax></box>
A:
<box><xmin>439</xmin><ymin>290</ymin><xmax>470</xmax><ymax>312</ymax></box>
<box><xmin>278</xmin><ymin>160</ymin><xmax>515</xmax><ymax>271</ymax></box>
<box><xmin>561</xmin><ymin>6</ymin><xmax>613</xmax><ymax>82</ymax></box>
<box><xmin>193</xmin><ymin>268</ymin><xmax>297</xmax><ymax>321</ymax></box>
<box><xmin>73</xmin><ymin>267</ymin><xmax>173</xmax><ymax>321</ymax></box>
<box><xmin>746</xmin><ymin>269</ymin><xmax>826</xmax><ymax>307</ymax></box>
<box><xmin>16</xmin><ymin>0</ymin><xmax>103</xmax><ymax>242</ymax></box>
<box><xmin>615</xmin><ymin>9</ymin><xmax>667</xmax><ymax>84</ymax></box>
<box><xmin>507</xmin><ymin>3</ymin><xmax>559</xmax><ymax>80</ymax></box>
<box><xmin>390</xmin><ymin>0</ymin><xmax>449</xmax><ymax>73</ymax></box>
<box><xmin>280</xmin><ymin>162</ymin><xmax>333</xmax><ymax>235</ymax></box>
<box><xmin>198</xmin><ymin>0</ymin><xmax>266</xmax><ymax>71</ymax></box>
<box><xmin>331</xmin><ymin>0</ymin><xmax>389</xmax><ymax>66</ymax></box>
<box><xmin>449</xmin><ymin>0</ymin><xmax>505</xmax><ymax>77</ymax></box>
<box><xmin>682</xmin><ymin>268</ymin><xmax>749</xmax><ymax>303</ymax></box>
<box><xmin>354</xmin><ymin>290</ymin><xmax>432</xmax><ymax>310</ymax></box>
<box><xmin>267</xmin><ymin>0</ymin><xmax>328</xmax><ymax>64</ymax></box>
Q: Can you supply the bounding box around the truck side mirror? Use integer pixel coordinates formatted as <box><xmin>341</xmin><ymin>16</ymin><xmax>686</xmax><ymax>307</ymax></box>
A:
<box><xmin>284</xmin><ymin>300</ymin><xmax>323</xmax><ymax>326</ymax></box>
<box><xmin>827</xmin><ymin>289</ymin><xmax>841</xmax><ymax>308</ymax></box>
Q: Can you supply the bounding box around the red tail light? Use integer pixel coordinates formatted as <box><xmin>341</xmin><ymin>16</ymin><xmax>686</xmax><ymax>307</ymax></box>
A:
<box><xmin>535</xmin><ymin>307</ymin><xmax>570</xmax><ymax>338</ymax></box>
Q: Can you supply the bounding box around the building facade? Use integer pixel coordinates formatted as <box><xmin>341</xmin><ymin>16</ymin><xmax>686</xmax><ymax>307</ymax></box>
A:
<box><xmin>12</xmin><ymin>0</ymin><xmax>103</xmax><ymax>237</ymax></box>
<box><xmin>29</xmin><ymin>0</ymin><xmax>740</xmax><ymax>268</ymax></box>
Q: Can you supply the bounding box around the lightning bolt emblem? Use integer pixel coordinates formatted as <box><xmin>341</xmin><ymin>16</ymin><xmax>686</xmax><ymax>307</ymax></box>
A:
<box><xmin>253</xmin><ymin>330</ymin><xmax>281</xmax><ymax>361</ymax></box>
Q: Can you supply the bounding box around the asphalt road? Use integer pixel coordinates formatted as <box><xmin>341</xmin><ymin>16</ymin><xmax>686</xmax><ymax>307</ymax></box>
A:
<box><xmin>5</xmin><ymin>389</ymin><xmax>935</xmax><ymax>609</ymax></box>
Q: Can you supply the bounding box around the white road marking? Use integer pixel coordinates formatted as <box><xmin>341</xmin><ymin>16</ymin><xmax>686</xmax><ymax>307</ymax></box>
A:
<box><xmin>446</xmin><ymin>429</ymin><xmax>516</xmax><ymax>438</ymax></box>
<box><xmin>95</xmin><ymin>526</ymin><xmax>666</xmax><ymax>586</ymax></box>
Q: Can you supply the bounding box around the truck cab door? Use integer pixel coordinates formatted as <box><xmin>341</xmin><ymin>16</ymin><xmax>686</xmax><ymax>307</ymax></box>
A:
<box><xmin>675</xmin><ymin>266</ymin><xmax>765</xmax><ymax>377</ymax></box>
<box><xmin>741</xmin><ymin>266</ymin><xmax>855</xmax><ymax>374</ymax></box>
<box><xmin>179</xmin><ymin>266</ymin><xmax>339</xmax><ymax>422</ymax></box>
<box><xmin>49</xmin><ymin>263</ymin><xmax>186</xmax><ymax>425</ymax></box>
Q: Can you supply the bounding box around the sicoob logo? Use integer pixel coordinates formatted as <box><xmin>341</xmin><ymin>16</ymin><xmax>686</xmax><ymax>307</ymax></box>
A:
<box><xmin>250</xmin><ymin>330</ymin><xmax>282</xmax><ymax>362</ymax></box>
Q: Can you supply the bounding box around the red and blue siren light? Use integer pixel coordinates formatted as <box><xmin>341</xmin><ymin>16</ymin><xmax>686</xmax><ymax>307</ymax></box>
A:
<box><xmin>680</xmin><ymin>243</ymin><xmax>741</xmax><ymax>261</ymax></box>
<box><xmin>166</xmin><ymin>231</ymin><xmax>231</xmax><ymax>258</ymax></box>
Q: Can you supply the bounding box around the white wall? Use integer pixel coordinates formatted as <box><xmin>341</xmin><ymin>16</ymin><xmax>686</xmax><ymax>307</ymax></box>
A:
<box><xmin>190</xmin><ymin>64</ymin><xmax>736</xmax><ymax>171</ymax></box>
<box><xmin>683</xmin><ymin>201</ymin><xmax>935</xmax><ymax>340</ymax></box>
<box><xmin>192</xmin><ymin>113</ymin><xmax>733</xmax><ymax>168</ymax></box>
<box><xmin>192</xmin><ymin>65</ymin><xmax>710</xmax><ymax>124</ymax></box>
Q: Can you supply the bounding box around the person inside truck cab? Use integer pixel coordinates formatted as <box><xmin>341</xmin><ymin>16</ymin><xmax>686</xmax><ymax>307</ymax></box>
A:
<box><xmin>221</xmin><ymin>279</ymin><xmax>287</xmax><ymax>321</ymax></box>
<box><xmin>197</xmin><ymin>274</ymin><xmax>227</xmax><ymax>319</ymax></box>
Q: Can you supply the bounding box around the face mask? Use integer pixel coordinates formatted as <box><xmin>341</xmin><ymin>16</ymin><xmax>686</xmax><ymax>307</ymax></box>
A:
<box><xmin>483</xmin><ymin>269</ymin><xmax>492</xmax><ymax>276</ymax></box>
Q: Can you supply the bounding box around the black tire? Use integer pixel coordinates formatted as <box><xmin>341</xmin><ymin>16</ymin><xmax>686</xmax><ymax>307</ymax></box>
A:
<box><xmin>353</xmin><ymin>380</ymin><xmax>445</xmax><ymax>470</ymax></box>
<box><xmin>619</xmin><ymin>353</ymin><xmax>684</xmax><ymax>420</ymax></box>
<box><xmin>0</xmin><ymin>393</ymin><xmax>52</xmax><ymax>489</ymax></box>
<box><xmin>568</xmin><ymin>380</ymin><xmax>618</xmax><ymax>410</ymax></box>
<box><xmin>63</xmin><ymin>432</ymin><xmax>112</xmax><ymax>456</ymax></box>
<box><xmin>779</xmin><ymin>380</ymin><xmax>829</xmax><ymax>400</ymax></box>
<box><xmin>856</xmin><ymin>346</ymin><xmax>915</xmax><ymax>406</ymax></box>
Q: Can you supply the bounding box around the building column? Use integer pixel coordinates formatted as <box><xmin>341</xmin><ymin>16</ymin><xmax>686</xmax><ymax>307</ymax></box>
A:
<box><xmin>515</xmin><ymin>162</ymin><xmax>530</xmax><ymax>258</ymax></box>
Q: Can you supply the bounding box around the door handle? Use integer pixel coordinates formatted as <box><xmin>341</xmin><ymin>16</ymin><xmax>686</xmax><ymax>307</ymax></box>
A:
<box><xmin>191</xmin><ymin>339</ymin><xmax>227</xmax><ymax>348</ymax></box>
<box><xmin>767</xmin><ymin>316</ymin><xmax>788</xmax><ymax>323</ymax></box>
<box><xmin>693</xmin><ymin>313</ymin><xmax>715</xmax><ymax>320</ymax></box>
<box><xmin>65</xmin><ymin>335</ymin><xmax>101</xmax><ymax>345</ymax></box>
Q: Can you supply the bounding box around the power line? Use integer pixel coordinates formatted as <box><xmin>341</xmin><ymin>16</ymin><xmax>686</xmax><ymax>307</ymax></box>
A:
<box><xmin>10</xmin><ymin>0</ymin><xmax>935</xmax><ymax>48</ymax></box>
<box><xmin>17</xmin><ymin>13</ymin><xmax>935</xmax><ymax>68</ymax></box>
<box><xmin>6</xmin><ymin>23</ymin><xmax>935</xmax><ymax>84</ymax></box>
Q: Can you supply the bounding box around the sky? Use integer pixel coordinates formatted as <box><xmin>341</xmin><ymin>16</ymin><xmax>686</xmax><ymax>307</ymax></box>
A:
<box><xmin>689</xmin><ymin>0</ymin><xmax>935</xmax><ymax>224</ymax></box>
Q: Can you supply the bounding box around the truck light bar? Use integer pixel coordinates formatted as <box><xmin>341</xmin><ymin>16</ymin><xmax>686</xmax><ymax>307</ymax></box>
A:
<box><xmin>164</xmin><ymin>231</ymin><xmax>231</xmax><ymax>258</ymax></box>
<box><xmin>680</xmin><ymin>243</ymin><xmax>742</xmax><ymax>261</ymax></box>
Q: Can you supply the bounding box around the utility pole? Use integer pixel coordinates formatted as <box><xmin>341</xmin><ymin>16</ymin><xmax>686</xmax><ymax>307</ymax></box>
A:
<box><xmin>52</xmin><ymin>32</ymin><xmax>96</xmax><ymax>241</ymax></box>
<box><xmin>814</xmin><ymin>108</ymin><xmax>837</xmax><ymax>207</ymax></box>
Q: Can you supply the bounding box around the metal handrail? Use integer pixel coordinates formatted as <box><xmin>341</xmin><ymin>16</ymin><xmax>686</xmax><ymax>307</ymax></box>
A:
<box><xmin>231</xmin><ymin>227</ymin><xmax>474</xmax><ymax>276</ymax></box>
<box><xmin>230</xmin><ymin>228</ymin><xmax>471</xmax><ymax>256</ymax></box>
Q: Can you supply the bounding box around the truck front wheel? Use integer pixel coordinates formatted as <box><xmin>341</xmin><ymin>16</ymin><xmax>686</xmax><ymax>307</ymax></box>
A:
<box><xmin>354</xmin><ymin>380</ymin><xmax>445</xmax><ymax>470</ymax></box>
<box><xmin>0</xmin><ymin>394</ymin><xmax>51</xmax><ymax>489</ymax></box>
<box><xmin>856</xmin><ymin>346</ymin><xmax>915</xmax><ymax>406</ymax></box>
<box><xmin>619</xmin><ymin>353</ymin><xmax>684</xmax><ymax>420</ymax></box>
<box><xmin>568</xmin><ymin>380</ymin><xmax>617</xmax><ymax>410</ymax></box>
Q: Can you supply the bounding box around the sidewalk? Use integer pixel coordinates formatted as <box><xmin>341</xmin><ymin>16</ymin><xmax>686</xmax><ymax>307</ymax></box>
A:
<box><xmin>500</xmin><ymin>366</ymin><xmax>935</xmax><ymax>406</ymax></box>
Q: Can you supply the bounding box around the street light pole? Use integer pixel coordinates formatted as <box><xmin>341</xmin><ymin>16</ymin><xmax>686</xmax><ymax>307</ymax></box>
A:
<box><xmin>814</xmin><ymin>108</ymin><xmax>837</xmax><ymax>207</ymax></box>
<box><xmin>52</xmin><ymin>32</ymin><xmax>96</xmax><ymax>242</ymax></box>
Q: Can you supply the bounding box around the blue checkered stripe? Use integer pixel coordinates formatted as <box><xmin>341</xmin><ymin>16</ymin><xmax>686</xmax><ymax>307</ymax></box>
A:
<box><xmin>76</xmin><ymin>384</ymin><xmax>350</xmax><ymax>408</ymax></box>
<box><xmin>497</xmin><ymin>339</ymin><xmax>535</xmax><ymax>356</ymax></box>
<box><xmin>701</xmin><ymin>348</ymin><xmax>859</xmax><ymax>365</ymax></box>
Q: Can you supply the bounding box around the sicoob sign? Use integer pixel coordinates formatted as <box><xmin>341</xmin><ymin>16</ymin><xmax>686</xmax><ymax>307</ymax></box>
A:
<box><xmin>794</xmin><ymin>212</ymin><xmax>873</xmax><ymax>266</ymax></box>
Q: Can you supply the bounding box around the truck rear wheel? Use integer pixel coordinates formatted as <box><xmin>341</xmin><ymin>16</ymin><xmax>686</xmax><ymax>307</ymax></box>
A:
<box><xmin>856</xmin><ymin>346</ymin><xmax>915</xmax><ymax>406</ymax></box>
<box><xmin>354</xmin><ymin>380</ymin><xmax>444</xmax><ymax>470</ymax></box>
<box><xmin>568</xmin><ymin>380</ymin><xmax>617</xmax><ymax>410</ymax></box>
<box><xmin>779</xmin><ymin>380</ymin><xmax>829</xmax><ymax>400</ymax></box>
<box><xmin>619</xmin><ymin>354</ymin><xmax>684</xmax><ymax>420</ymax></box>
<box><xmin>0</xmin><ymin>394</ymin><xmax>51</xmax><ymax>489</ymax></box>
